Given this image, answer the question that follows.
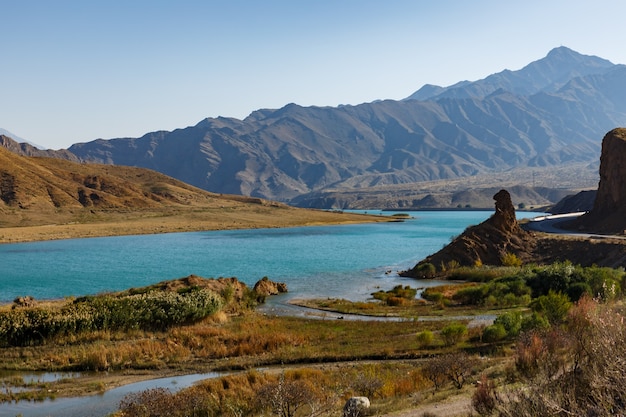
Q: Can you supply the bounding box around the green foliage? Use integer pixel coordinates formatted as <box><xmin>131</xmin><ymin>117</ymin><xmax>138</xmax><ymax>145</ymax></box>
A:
<box><xmin>451</xmin><ymin>278</ymin><xmax>531</xmax><ymax>307</ymax></box>
<box><xmin>482</xmin><ymin>324</ymin><xmax>507</xmax><ymax>343</ymax></box>
<box><xmin>494</xmin><ymin>311</ymin><xmax>522</xmax><ymax>337</ymax></box>
<box><xmin>0</xmin><ymin>288</ymin><xmax>223</xmax><ymax>347</ymax></box>
<box><xmin>567</xmin><ymin>282</ymin><xmax>591</xmax><ymax>301</ymax></box>
<box><xmin>524</xmin><ymin>261</ymin><xmax>624</xmax><ymax>301</ymax></box>
<box><xmin>415</xmin><ymin>262</ymin><xmax>436</xmax><ymax>278</ymax></box>
<box><xmin>520</xmin><ymin>311</ymin><xmax>550</xmax><ymax>333</ymax></box>
<box><xmin>440</xmin><ymin>322</ymin><xmax>467</xmax><ymax>346</ymax></box>
<box><xmin>416</xmin><ymin>330</ymin><xmax>434</xmax><ymax>348</ymax></box>
<box><xmin>447</xmin><ymin>266</ymin><xmax>514</xmax><ymax>282</ymax></box>
<box><xmin>452</xmin><ymin>286</ymin><xmax>487</xmax><ymax>305</ymax></box>
<box><xmin>501</xmin><ymin>252</ymin><xmax>522</xmax><ymax>267</ymax></box>
<box><xmin>372</xmin><ymin>285</ymin><xmax>417</xmax><ymax>306</ymax></box>
<box><xmin>530</xmin><ymin>291</ymin><xmax>572</xmax><ymax>325</ymax></box>
<box><xmin>482</xmin><ymin>312</ymin><xmax>523</xmax><ymax>342</ymax></box>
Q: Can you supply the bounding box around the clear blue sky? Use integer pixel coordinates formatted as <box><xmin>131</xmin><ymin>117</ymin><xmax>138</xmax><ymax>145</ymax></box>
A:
<box><xmin>3</xmin><ymin>0</ymin><xmax>626</xmax><ymax>149</ymax></box>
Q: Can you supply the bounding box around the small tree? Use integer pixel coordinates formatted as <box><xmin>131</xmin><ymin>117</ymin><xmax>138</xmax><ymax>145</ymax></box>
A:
<box><xmin>423</xmin><ymin>353</ymin><xmax>476</xmax><ymax>390</ymax></box>
<box><xmin>256</xmin><ymin>373</ymin><xmax>315</xmax><ymax>417</ymax></box>
<box><xmin>530</xmin><ymin>290</ymin><xmax>572</xmax><ymax>325</ymax></box>
<box><xmin>441</xmin><ymin>323</ymin><xmax>467</xmax><ymax>346</ymax></box>
<box><xmin>351</xmin><ymin>370</ymin><xmax>384</xmax><ymax>399</ymax></box>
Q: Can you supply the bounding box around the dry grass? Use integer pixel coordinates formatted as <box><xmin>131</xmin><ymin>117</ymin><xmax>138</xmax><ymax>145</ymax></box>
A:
<box><xmin>0</xmin><ymin>205</ymin><xmax>387</xmax><ymax>243</ymax></box>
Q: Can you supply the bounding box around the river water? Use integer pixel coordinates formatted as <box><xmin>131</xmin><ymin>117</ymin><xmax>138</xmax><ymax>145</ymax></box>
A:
<box><xmin>0</xmin><ymin>210</ymin><xmax>542</xmax><ymax>303</ymax></box>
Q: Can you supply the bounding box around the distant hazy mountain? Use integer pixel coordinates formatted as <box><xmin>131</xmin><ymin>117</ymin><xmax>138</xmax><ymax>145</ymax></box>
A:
<box><xmin>0</xmin><ymin>135</ymin><xmax>80</xmax><ymax>162</ymax></box>
<box><xmin>66</xmin><ymin>47</ymin><xmax>626</xmax><ymax>207</ymax></box>
<box><xmin>405</xmin><ymin>46</ymin><xmax>618</xmax><ymax>100</ymax></box>
<box><xmin>0</xmin><ymin>129</ymin><xmax>29</xmax><ymax>145</ymax></box>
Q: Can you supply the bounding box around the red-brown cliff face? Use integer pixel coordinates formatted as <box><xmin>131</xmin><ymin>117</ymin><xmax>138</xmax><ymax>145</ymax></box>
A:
<box><xmin>575</xmin><ymin>128</ymin><xmax>626</xmax><ymax>234</ymax></box>
<box><xmin>401</xmin><ymin>189</ymin><xmax>536</xmax><ymax>277</ymax></box>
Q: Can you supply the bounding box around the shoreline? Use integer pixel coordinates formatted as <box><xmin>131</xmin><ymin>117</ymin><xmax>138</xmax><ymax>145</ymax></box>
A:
<box><xmin>0</xmin><ymin>207</ymin><xmax>389</xmax><ymax>244</ymax></box>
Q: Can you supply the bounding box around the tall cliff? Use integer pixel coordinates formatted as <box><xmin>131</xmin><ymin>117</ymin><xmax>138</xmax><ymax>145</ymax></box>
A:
<box><xmin>575</xmin><ymin>128</ymin><xmax>626</xmax><ymax>234</ymax></box>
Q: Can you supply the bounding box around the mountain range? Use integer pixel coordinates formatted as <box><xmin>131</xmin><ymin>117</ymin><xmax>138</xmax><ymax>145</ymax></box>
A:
<box><xmin>5</xmin><ymin>47</ymin><xmax>625</xmax><ymax>209</ymax></box>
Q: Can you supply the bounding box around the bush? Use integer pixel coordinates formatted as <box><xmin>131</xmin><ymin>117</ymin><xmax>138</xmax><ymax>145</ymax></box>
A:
<box><xmin>482</xmin><ymin>324</ymin><xmax>507</xmax><ymax>343</ymax></box>
<box><xmin>416</xmin><ymin>330</ymin><xmax>434</xmax><ymax>348</ymax></box>
<box><xmin>501</xmin><ymin>252</ymin><xmax>522</xmax><ymax>267</ymax></box>
<box><xmin>440</xmin><ymin>323</ymin><xmax>467</xmax><ymax>346</ymax></box>
<box><xmin>567</xmin><ymin>282</ymin><xmax>591</xmax><ymax>301</ymax></box>
<box><xmin>452</xmin><ymin>285</ymin><xmax>486</xmax><ymax>305</ymax></box>
<box><xmin>520</xmin><ymin>312</ymin><xmax>550</xmax><ymax>333</ymax></box>
<box><xmin>372</xmin><ymin>285</ymin><xmax>417</xmax><ymax>306</ymax></box>
<box><xmin>415</xmin><ymin>262</ymin><xmax>436</xmax><ymax>278</ymax></box>
<box><xmin>530</xmin><ymin>291</ymin><xmax>572</xmax><ymax>325</ymax></box>
<box><xmin>494</xmin><ymin>311</ymin><xmax>522</xmax><ymax>337</ymax></box>
<box><xmin>0</xmin><ymin>288</ymin><xmax>224</xmax><ymax>346</ymax></box>
<box><xmin>472</xmin><ymin>374</ymin><xmax>497</xmax><ymax>415</ymax></box>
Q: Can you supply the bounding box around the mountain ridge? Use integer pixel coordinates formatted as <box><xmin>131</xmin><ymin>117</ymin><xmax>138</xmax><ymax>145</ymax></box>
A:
<box><xmin>4</xmin><ymin>47</ymin><xmax>622</xmax><ymax>208</ymax></box>
<box><xmin>405</xmin><ymin>46</ymin><xmax>619</xmax><ymax>101</ymax></box>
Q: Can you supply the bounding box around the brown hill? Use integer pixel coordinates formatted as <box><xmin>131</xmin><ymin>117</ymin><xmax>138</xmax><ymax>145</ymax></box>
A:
<box><xmin>0</xmin><ymin>144</ymin><xmax>385</xmax><ymax>242</ymax></box>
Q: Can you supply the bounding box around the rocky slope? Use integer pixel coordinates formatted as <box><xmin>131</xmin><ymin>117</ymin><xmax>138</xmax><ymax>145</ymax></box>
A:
<box><xmin>401</xmin><ymin>190</ymin><xmax>537</xmax><ymax>276</ymax></box>
<box><xmin>62</xmin><ymin>47</ymin><xmax>621</xmax><ymax>206</ymax></box>
<box><xmin>401</xmin><ymin>187</ymin><xmax>626</xmax><ymax>277</ymax></box>
<box><xmin>573</xmin><ymin>128</ymin><xmax>626</xmax><ymax>233</ymax></box>
<box><xmin>549</xmin><ymin>190</ymin><xmax>596</xmax><ymax>214</ymax></box>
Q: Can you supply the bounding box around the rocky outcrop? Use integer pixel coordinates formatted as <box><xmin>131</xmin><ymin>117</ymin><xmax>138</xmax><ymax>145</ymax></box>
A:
<box><xmin>574</xmin><ymin>128</ymin><xmax>626</xmax><ymax>234</ymax></box>
<box><xmin>253</xmin><ymin>277</ymin><xmax>288</xmax><ymax>296</ymax></box>
<box><xmin>343</xmin><ymin>397</ymin><xmax>370</xmax><ymax>417</ymax></box>
<box><xmin>401</xmin><ymin>189</ymin><xmax>536</xmax><ymax>276</ymax></box>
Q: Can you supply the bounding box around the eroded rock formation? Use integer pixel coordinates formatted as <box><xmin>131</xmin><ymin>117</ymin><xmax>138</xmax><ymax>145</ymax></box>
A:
<box><xmin>574</xmin><ymin>128</ymin><xmax>626</xmax><ymax>234</ymax></box>
<box><xmin>401</xmin><ymin>189</ymin><xmax>536</xmax><ymax>277</ymax></box>
<box><xmin>253</xmin><ymin>277</ymin><xmax>288</xmax><ymax>296</ymax></box>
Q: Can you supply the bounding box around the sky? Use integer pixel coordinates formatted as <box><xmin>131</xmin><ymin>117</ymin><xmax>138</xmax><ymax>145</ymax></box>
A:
<box><xmin>3</xmin><ymin>0</ymin><xmax>626</xmax><ymax>150</ymax></box>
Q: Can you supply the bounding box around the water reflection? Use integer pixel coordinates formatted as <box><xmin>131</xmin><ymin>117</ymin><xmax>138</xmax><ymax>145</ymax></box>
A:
<box><xmin>0</xmin><ymin>372</ymin><xmax>222</xmax><ymax>417</ymax></box>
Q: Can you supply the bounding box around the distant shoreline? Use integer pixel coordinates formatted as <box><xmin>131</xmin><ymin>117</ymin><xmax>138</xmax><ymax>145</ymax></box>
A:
<box><xmin>381</xmin><ymin>207</ymin><xmax>548</xmax><ymax>212</ymax></box>
<box><xmin>0</xmin><ymin>208</ymin><xmax>388</xmax><ymax>244</ymax></box>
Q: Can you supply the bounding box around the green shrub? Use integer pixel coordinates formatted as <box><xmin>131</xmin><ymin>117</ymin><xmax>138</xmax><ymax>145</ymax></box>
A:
<box><xmin>421</xmin><ymin>289</ymin><xmax>442</xmax><ymax>302</ymax></box>
<box><xmin>452</xmin><ymin>286</ymin><xmax>486</xmax><ymax>305</ymax></box>
<box><xmin>494</xmin><ymin>312</ymin><xmax>522</xmax><ymax>337</ymax></box>
<box><xmin>567</xmin><ymin>282</ymin><xmax>592</xmax><ymax>302</ymax></box>
<box><xmin>482</xmin><ymin>324</ymin><xmax>507</xmax><ymax>343</ymax></box>
<box><xmin>372</xmin><ymin>285</ymin><xmax>417</xmax><ymax>305</ymax></box>
<box><xmin>0</xmin><ymin>288</ymin><xmax>224</xmax><ymax>347</ymax></box>
<box><xmin>501</xmin><ymin>252</ymin><xmax>522</xmax><ymax>267</ymax></box>
<box><xmin>520</xmin><ymin>312</ymin><xmax>550</xmax><ymax>332</ymax></box>
<box><xmin>415</xmin><ymin>262</ymin><xmax>436</xmax><ymax>278</ymax></box>
<box><xmin>441</xmin><ymin>323</ymin><xmax>468</xmax><ymax>346</ymax></box>
<box><xmin>416</xmin><ymin>330</ymin><xmax>434</xmax><ymax>348</ymax></box>
<box><xmin>530</xmin><ymin>291</ymin><xmax>572</xmax><ymax>325</ymax></box>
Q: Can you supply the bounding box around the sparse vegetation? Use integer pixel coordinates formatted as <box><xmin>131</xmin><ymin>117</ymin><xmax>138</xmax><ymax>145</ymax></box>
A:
<box><xmin>1</xmin><ymin>260</ymin><xmax>626</xmax><ymax>416</ymax></box>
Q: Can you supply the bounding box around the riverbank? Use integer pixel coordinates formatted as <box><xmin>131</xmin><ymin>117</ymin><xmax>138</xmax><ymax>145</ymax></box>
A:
<box><xmin>0</xmin><ymin>205</ymin><xmax>387</xmax><ymax>243</ymax></box>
